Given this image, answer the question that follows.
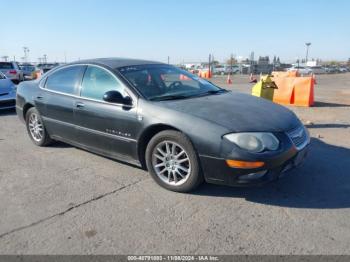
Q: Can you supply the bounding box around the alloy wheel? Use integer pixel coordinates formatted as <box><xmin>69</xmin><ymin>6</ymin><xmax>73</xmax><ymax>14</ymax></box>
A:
<box><xmin>28</xmin><ymin>113</ymin><xmax>43</xmax><ymax>142</ymax></box>
<box><xmin>152</xmin><ymin>141</ymin><xmax>191</xmax><ymax>186</ymax></box>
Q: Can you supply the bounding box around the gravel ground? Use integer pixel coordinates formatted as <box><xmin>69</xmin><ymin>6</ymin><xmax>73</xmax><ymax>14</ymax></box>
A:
<box><xmin>0</xmin><ymin>73</ymin><xmax>349</xmax><ymax>254</ymax></box>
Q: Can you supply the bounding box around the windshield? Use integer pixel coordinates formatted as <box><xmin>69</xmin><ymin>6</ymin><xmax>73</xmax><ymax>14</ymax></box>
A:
<box><xmin>118</xmin><ymin>64</ymin><xmax>223</xmax><ymax>101</ymax></box>
<box><xmin>21</xmin><ymin>66</ymin><xmax>36</xmax><ymax>72</ymax></box>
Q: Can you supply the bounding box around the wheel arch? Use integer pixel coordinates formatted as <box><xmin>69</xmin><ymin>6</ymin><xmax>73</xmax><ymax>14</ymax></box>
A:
<box><xmin>22</xmin><ymin>103</ymin><xmax>35</xmax><ymax>119</ymax></box>
<box><xmin>137</xmin><ymin>124</ymin><xmax>182</xmax><ymax>169</ymax></box>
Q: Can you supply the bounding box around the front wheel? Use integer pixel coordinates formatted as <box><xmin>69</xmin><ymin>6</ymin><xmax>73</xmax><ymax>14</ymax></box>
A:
<box><xmin>25</xmin><ymin>107</ymin><xmax>53</xmax><ymax>146</ymax></box>
<box><xmin>145</xmin><ymin>130</ymin><xmax>203</xmax><ymax>192</ymax></box>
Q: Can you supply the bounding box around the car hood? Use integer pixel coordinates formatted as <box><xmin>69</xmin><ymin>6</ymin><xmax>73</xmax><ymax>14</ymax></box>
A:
<box><xmin>0</xmin><ymin>79</ymin><xmax>15</xmax><ymax>94</ymax></box>
<box><xmin>160</xmin><ymin>92</ymin><xmax>300</xmax><ymax>132</ymax></box>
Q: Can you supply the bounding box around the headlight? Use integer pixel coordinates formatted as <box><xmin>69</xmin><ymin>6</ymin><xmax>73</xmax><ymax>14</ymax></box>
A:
<box><xmin>224</xmin><ymin>132</ymin><xmax>279</xmax><ymax>153</ymax></box>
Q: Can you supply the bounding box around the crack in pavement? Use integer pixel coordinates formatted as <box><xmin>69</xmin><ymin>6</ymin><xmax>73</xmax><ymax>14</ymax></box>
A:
<box><xmin>0</xmin><ymin>178</ymin><xmax>148</xmax><ymax>239</ymax></box>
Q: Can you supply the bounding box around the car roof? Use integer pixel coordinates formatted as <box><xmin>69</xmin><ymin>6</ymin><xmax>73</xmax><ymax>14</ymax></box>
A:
<box><xmin>70</xmin><ymin>57</ymin><xmax>165</xmax><ymax>69</ymax></box>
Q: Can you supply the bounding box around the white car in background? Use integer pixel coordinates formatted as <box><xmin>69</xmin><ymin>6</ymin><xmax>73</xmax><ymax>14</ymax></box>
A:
<box><xmin>287</xmin><ymin>66</ymin><xmax>312</xmax><ymax>75</ymax></box>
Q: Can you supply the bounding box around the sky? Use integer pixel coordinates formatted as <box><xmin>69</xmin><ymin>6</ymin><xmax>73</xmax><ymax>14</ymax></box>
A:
<box><xmin>1</xmin><ymin>0</ymin><xmax>349</xmax><ymax>64</ymax></box>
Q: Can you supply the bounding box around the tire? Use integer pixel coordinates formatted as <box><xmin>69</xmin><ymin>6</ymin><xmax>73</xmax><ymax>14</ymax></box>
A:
<box><xmin>145</xmin><ymin>130</ymin><xmax>203</xmax><ymax>192</ymax></box>
<box><xmin>25</xmin><ymin>107</ymin><xmax>53</xmax><ymax>146</ymax></box>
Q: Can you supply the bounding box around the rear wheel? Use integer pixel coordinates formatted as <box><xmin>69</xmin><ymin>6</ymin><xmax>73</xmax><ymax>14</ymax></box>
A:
<box><xmin>145</xmin><ymin>130</ymin><xmax>203</xmax><ymax>192</ymax></box>
<box><xmin>25</xmin><ymin>107</ymin><xmax>52</xmax><ymax>146</ymax></box>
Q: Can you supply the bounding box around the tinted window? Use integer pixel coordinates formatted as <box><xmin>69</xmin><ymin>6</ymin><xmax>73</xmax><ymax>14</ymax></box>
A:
<box><xmin>119</xmin><ymin>65</ymin><xmax>221</xmax><ymax>100</ymax></box>
<box><xmin>0</xmin><ymin>63</ymin><xmax>14</xmax><ymax>69</ymax></box>
<box><xmin>81</xmin><ymin>66</ymin><xmax>124</xmax><ymax>100</ymax></box>
<box><xmin>45</xmin><ymin>66</ymin><xmax>85</xmax><ymax>95</ymax></box>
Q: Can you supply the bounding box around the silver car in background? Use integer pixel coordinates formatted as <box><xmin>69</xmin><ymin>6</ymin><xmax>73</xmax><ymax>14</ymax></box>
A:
<box><xmin>0</xmin><ymin>71</ymin><xmax>17</xmax><ymax>110</ymax></box>
<box><xmin>0</xmin><ymin>62</ymin><xmax>24</xmax><ymax>84</ymax></box>
<box><xmin>19</xmin><ymin>64</ymin><xmax>37</xmax><ymax>80</ymax></box>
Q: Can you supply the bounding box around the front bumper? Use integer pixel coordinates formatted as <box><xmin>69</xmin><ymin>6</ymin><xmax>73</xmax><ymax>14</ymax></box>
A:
<box><xmin>0</xmin><ymin>93</ymin><xmax>16</xmax><ymax>110</ymax></box>
<box><xmin>199</xmin><ymin>124</ymin><xmax>311</xmax><ymax>186</ymax></box>
<box><xmin>200</xmin><ymin>142</ymin><xmax>309</xmax><ymax>187</ymax></box>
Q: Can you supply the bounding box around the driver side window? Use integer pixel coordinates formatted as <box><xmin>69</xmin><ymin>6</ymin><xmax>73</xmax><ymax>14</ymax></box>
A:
<box><xmin>81</xmin><ymin>66</ymin><xmax>124</xmax><ymax>101</ymax></box>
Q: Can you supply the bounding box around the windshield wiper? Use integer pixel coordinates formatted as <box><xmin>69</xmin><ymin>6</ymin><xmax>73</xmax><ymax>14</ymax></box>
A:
<box><xmin>149</xmin><ymin>90</ymin><xmax>227</xmax><ymax>101</ymax></box>
<box><xmin>149</xmin><ymin>94</ymin><xmax>189</xmax><ymax>101</ymax></box>
<box><xmin>196</xmin><ymin>89</ymin><xmax>227</xmax><ymax>97</ymax></box>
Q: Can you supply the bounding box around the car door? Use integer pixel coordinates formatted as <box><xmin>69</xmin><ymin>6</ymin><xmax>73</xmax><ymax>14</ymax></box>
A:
<box><xmin>74</xmin><ymin>65</ymin><xmax>140</xmax><ymax>161</ymax></box>
<box><xmin>36</xmin><ymin>65</ymin><xmax>86</xmax><ymax>141</ymax></box>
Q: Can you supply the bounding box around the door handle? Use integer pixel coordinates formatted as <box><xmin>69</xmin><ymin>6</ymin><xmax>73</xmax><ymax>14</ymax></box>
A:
<box><xmin>75</xmin><ymin>102</ymin><xmax>85</xmax><ymax>109</ymax></box>
<box><xmin>36</xmin><ymin>95</ymin><xmax>43</xmax><ymax>100</ymax></box>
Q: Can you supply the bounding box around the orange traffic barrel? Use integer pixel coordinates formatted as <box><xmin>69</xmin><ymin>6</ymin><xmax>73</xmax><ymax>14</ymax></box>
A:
<box><xmin>293</xmin><ymin>77</ymin><xmax>315</xmax><ymax>106</ymax></box>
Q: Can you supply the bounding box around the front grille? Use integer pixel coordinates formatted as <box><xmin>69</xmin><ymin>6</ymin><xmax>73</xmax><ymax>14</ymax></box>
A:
<box><xmin>0</xmin><ymin>99</ymin><xmax>15</xmax><ymax>108</ymax></box>
<box><xmin>287</xmin><ymin>125</ymin><xmax>309</xmax><ymax>150</ymax></box>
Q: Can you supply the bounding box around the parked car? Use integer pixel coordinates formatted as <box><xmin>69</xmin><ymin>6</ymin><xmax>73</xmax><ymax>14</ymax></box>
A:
<box><xmin>324</xmin><ymin>66</ymin><xmax>337</xmax><ymax>74</ymax></box>
<box><xmin>213</xmin><ymin>65</ymin><xmax>226</xmax><ymax>75</ymax></box>
<box><xmin>16</xmin><ymin>58</ymin><xmax>309</xmax><ymax>192</ymax></box>
<box><xmin>20</xmin><ymin>64</ymin><xmax>37</xmax><ymax>80</ymax></box>
<box><xmin>308</xmin><ymin>66</ymin><xmax>326</xmax><ymax>74</ymax></box>
<box><xmin>0</xmin><ymin>71</ymin><xmax>17</xmax><ymax>110</ymax></box>
<box><xmin>287</xmin><ymin>66</ymin><xmax>312</xmax><ymax>75</ymax></box>
<box><xmin>212</xmin><ymin>65</ymin><xmax>240</xmax><ymax>75</ymax></box>
<box><xmin>225</xmin><ymin>65</ymin><xmax>240</xmax><ymax>74</ymax></box>
<box><xmin>0</xmin><ymin>62</ymin><xmax>24</xmax><ymax>84</ymax></box>
<box><xmin>339</xmin><ymin>67</ymin><xmax>349</xmax><ymax>73</ymax></box>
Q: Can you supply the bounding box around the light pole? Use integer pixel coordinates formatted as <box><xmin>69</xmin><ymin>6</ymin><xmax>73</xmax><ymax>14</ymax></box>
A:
<box><xmin>208</xmin><ymin>54</ymin><xmax>211</xmax><ymax>76</ymax></box>
<box><xmin>23</xmin><ymin>47</ymin><xmax>29</xmax><ymax>63</ymax></box>
<box><xmin>305</xmin><ymin>42</ymin><xmax>311</xmax><ymax>63</ymax></box>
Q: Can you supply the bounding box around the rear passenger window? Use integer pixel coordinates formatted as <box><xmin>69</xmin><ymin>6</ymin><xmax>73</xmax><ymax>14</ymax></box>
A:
<box><xmin>81</xmin><ymin>66</ymin><xmax>124</xmax><ymax>101</ymax></box>
<box><xmin>45</xmin><ymin>66</ymin><xmax>85</xmax><ymax>95</ymax></box>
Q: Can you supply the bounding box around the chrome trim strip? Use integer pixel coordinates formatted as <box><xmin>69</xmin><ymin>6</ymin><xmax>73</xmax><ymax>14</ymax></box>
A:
<box><xmin>38</xmin><ymin>63</ymin><xmax>137</xmax><ymax>108</ymax></box>
<box><xmin>42</xmin><ymin>116</ymin><xmax>137</xmax><ymax>143</ymax></box>
<box><xmin>39</xmin><ymin>87</ymin><xmax>135</xmax><ymax>108</ymax></box>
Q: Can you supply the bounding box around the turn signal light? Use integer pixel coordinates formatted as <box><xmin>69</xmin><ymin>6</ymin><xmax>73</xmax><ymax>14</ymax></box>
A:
<box><xmin>226</xmin><ymin>160</ymin><xmax>265</xmax><ymax>169</ymax></box>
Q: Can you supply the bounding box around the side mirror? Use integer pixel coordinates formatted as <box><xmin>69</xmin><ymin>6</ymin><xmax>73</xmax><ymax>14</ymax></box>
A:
<box><xmin>103</xmin><ymin>90</ymin><xmax>132</xmax><ymax>106</ymax></box>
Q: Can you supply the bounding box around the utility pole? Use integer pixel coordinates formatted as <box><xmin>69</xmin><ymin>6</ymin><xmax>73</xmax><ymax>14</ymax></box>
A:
<box><xmin>23</xmin><ymin>47</ymin><xmax>30</xmax><ymax>63</ymax></box>
<box><xmin>43</xmin><ymin>54</ymin><xmax>47</xmax><ymax>63</ymax></box>
<box><xmin>305</xmin><ymin>42</ymin><xmax>311</xmax><ymax>63</ymax></box>
<box><xmin>208</xmin><ymin>54</ymin><xmax>211</xmax><ymax>76</ymax></box>
<box><xmin>167</xmin><ymin>56</ymin><xmax>170</xmax><ymax>65</ymax></box>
